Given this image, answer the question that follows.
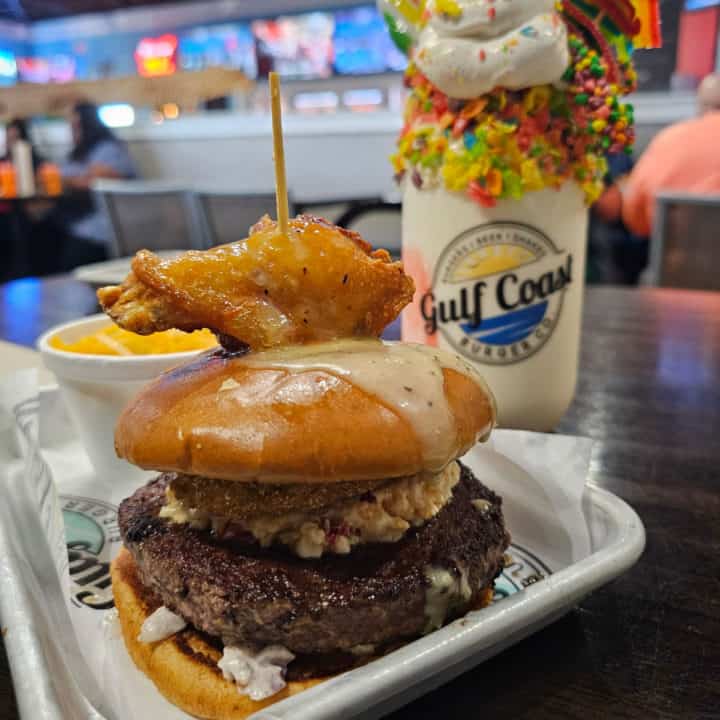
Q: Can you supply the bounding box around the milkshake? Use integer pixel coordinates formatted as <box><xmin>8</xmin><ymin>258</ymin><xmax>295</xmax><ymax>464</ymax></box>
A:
<box><xmin>379</xmin><ymin>0</ymin><xmax>652</xmax><ymax>430</ymax></box>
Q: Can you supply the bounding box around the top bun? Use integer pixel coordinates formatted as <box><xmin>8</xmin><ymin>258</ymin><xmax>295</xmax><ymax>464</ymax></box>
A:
<box><xmin>115</xmin><ymin>343</ymin><xmax>495</xmax><ymax>483</ymax></box>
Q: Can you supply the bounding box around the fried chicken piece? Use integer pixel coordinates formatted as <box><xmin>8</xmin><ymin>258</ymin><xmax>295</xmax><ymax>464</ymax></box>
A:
<box><xmin>97</xmin><ymin>215</ymin><xmax>414</xmax><ymax>350</ymax></box>
<box><xmin>168</xmin><ymin>473</ymin><xmax>391</xmax><ymax>519</ymax></box>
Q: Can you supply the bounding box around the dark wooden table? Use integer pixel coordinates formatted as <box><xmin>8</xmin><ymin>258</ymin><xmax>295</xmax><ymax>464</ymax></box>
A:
<box><xmin>0</xmin><ymin>278</ymin><xmax>718</xmax><ymax>719</ymax></box>
<box><xmin>0</xmin><ymin>275</ymin><xmax>99</xmax><ymax>347</ymax></box>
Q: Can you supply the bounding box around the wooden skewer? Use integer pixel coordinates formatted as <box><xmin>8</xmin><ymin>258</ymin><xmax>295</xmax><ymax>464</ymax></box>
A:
<box><xmin>269</xmin><ymin>72</ymin><xmax>289</xmax><ymax>237</ymax></box>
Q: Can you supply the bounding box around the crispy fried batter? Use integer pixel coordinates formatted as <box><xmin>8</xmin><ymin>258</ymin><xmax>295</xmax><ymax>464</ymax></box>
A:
<box><xmin>168</xmin><ymin>473</ymin><xmax>391</xmax><ymax>519</ymax></box>
<box><xmin>97</xmin><ymin>215</ymin><xmax>414</xmax><ymax>350</ymax></box>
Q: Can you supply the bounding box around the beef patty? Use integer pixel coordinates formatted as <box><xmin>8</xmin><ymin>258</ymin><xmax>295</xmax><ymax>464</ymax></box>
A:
<box><xmin>118</xmin><ymin>463</ymin><xmax>510</xmax><ymax>655</ymax></box>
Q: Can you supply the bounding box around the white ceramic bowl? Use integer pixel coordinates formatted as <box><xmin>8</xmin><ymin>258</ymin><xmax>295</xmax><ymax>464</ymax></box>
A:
<box><xmin>37</xmin><ymin>314</ymin><xmax>209</xmax><ymax>482</ymax></box>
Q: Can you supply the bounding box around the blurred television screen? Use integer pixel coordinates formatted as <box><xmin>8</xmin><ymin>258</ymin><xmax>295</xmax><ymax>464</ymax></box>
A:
<box><xmin>333</xmin><ymin>5</ymin><xmax>407</xmax><ymax>75</ymax></box>
<box><xmin>17</xmin><ymin>55</ymin><xmax>76</xmax><ymax>83</ymax></box>
<box><xmin>179</xmin><ymin>23</ymin><xmax>257</xmax><ymax>78</ymax></box>
<box><xmin>0</xmin><ymin>49</ymin><xmax>17</xmax><ymax>86</ymax></box>
<box><xmin>252</xmin><ymin>12</ymin><xmax>334</xmax><ymax>79</ymax></box>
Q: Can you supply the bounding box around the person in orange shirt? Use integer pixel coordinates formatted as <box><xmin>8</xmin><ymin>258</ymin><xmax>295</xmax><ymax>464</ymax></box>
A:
<box><xmin>622</xmin><ymin>73</ymin><xmax>720</xmax><ymax>237</ymax></box>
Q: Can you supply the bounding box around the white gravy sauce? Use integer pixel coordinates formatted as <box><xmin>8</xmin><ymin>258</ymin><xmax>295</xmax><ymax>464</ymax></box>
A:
<box><xmin>235</xmin><ymin>339</ymin><xmax>495</xmax><ymax>472</ymax></box>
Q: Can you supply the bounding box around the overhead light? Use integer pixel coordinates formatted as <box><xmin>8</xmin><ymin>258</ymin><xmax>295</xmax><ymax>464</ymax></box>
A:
<box><xmin>98</xmin><ymin>104</ymin><xmax>135</xmax><ymax>128</ymax></box>
<box><xmin>162</xmin><ymin>102</ymin><xmax>180</xmax><ymax>119</ymax></box>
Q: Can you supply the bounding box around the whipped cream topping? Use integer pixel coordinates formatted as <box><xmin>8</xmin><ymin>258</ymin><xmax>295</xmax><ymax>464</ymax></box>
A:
<box><xmin>428</xmin><ymin>0</ymin><xmax>555</xmax><ymax>38</ymax></box>
<box><xmin>416</xmin><ymin>0</ymin><xmax>569</xmax><ymax>98</ymax></box>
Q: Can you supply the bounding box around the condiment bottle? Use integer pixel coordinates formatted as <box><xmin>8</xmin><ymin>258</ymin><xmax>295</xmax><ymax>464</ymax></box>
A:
<box><xmin>39</xmin><ymin>163</ymin><xmax>62</xmax><ymax>197</ymax></box>
<box><xmin>11</xmin><ymin>139</ymin><xmax>35</xmax><ymax>198</ymax></box>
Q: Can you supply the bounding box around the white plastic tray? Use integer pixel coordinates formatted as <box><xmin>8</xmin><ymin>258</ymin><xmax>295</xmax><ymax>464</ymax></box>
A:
<box><xmin>0</xmin><ymin>382</ymin><xmax>645</xmax><ymax>720</ymax></box>
<box><xmin>259</xmin><ymin>481</ymin><xmax>644</xmax><ymax>720</ymax></box>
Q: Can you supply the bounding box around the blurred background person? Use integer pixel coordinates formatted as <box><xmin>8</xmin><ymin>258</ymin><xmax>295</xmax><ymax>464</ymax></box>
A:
<box><xmin>622</xmin><ymin>73</ymin><xmax>720</xmax><ymax>238</ymax></box>
<box><xmin>58</xmin><ymin>101</ymin><xmax>137</xmax><ymax>269</ymax></box>
<box><xmin>587</xmin><ymin>152</ymin><xmax>648</xmax><ymax>285</ymax></box>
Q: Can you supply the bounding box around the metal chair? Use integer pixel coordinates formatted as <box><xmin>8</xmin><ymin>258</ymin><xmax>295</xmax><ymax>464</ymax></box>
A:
<box><xmin>93</xmin><ymin>180</ymin><xmax>204</xmax><ymax>257</ymax></box>
<box><xmin>648</xmin><ymin>192</ymin><xmax>720</xmax><ymax>290</ymax></box>
<box><xmin>335</xmin><ymin>201</ymin><xmax>402</xmax><ymax>257</ymax></box>
<box><xmin>194</xmin><ymin>192</ymin><xmax>289</xmax><ymax>248</ymax></box>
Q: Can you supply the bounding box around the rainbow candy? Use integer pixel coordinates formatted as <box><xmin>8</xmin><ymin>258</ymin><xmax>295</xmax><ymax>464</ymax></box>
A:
<box><xmin>392</xmin><ymin>27</ymin><xmax>637</xmax><ymax>209</ymax></box>
<box><xmin>381</xmin><ymin>0</ymin><xmax>659</xmax><ymax>207</ymax></box>
<box><xmin>563</xmin><ymin>0</ymin><xmax>661</xmax><ymax>55</ymax></box>
<box><xmin>631</xmin><ymin>0</ymin><xmax>662</xmax><ymax>48</ymax></box>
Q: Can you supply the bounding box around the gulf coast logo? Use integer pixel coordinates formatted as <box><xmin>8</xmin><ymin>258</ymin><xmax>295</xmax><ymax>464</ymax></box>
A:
<box><xmin>420</xmin><ymin>222</ymin><xmax>573</xmax><ymax>365</ymax></box>
<box><xmin>62</xmin><ymin>495</ymin><xmax>121</xmax><ymax>610</ymax></box>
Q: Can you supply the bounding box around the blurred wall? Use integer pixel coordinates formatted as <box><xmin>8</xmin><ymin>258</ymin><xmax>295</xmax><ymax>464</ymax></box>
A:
<box><xmin>33</xmin><ymin>111</ymin><xmax>400</xmax><ymax>202</ymax></box>
<box><xmin>676</xmin><ymin>6</ymin><xmax>720</xmax><ymax>80</ymax></box>
<box><xmin>125</xmin><ymin>113</ymin><xmax>400</xmax><ymax>202</ymax></box>
<box><xmin>32</xmin><ymin>92</ymin><xmax>697</xmax><ymax>201</ymax></box>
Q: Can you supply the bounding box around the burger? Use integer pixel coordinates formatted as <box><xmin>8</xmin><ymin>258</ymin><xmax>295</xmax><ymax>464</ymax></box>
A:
<box><xmin>106</xmin><ymin>216</ymin><xmax>511</xmax><ymax>719</ymax></box>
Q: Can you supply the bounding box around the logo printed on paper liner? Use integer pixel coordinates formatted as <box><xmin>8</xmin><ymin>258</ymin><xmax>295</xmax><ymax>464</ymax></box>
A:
<box><xmin>62</xmin><ymin>495</ymin><xmax>121</xmax><ymax>610</ymax></box>
<box><xmin>493</xmin><ymin>544</ymin><xmax>551</xmax><ymax>602</ymax></box>
<box><xmin>420</xmin><ymin>222</ymin><xmax>573</xmax><ymax>365</ymax></box>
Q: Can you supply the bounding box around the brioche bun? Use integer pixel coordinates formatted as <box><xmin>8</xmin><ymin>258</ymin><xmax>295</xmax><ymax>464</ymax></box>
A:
<box><xmin>111</xmin><ymin>547</ymin><xmax>321</xmax><ymax>720</ymax></box>
<box><xmin>114</xmin><ymin>348</ymin><xmax>495</xmax><ymax>483</ymax></box>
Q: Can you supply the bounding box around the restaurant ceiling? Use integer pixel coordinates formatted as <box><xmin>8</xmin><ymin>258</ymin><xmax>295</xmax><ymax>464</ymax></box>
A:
<box><xmin>0</xmin><ymin>0</ymin><xmax>187</xmax><ymax>22</ymax></box>
<box><xmin>0</xmin><ymin>0</ymin><xmax>365</xmax><ymax>24</ymax></box>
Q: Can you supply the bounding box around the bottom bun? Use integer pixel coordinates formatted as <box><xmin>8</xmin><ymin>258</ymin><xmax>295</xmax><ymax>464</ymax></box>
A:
<box><xmin>111</xmin><ymin>547</ymin><xmax>322</xmax><ymax>720</ymax></box>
